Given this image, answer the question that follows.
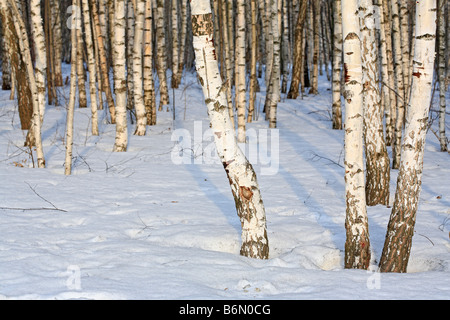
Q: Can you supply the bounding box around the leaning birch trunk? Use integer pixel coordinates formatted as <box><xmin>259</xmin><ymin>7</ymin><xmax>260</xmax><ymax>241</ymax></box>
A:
<box><xmin>190</xmin><ymin>0</ymin><xmax>269</xmax><ymax>259</ymax></box>
<box><xmin>6</xmin><ymin>0</ymin><xmax>45</xmax><ymax>168</ymax></box>
<box><xmin>112</xmin><ymin>0</ymin><xmax>128</xmax><ymax>152</ymax></box>
<box><xmin>391</xmin><ymin>0</ymin><xmax>406</xmax><ymax>169</ymax></box>
<box><xmin>287</xmin><ymin>0</ymin><xmax>307</xmax><ymax>100</ymax></box>
<box><xmin>379</xmin><ymin>0</ymin><xmax>437</xmax><ymax>273</ymax></box>
<box><xmin>65</xmin><ymin>0</ymin><xmax>79</xmax><ymax>175</ymax></box>
<box><xmin>81</xmin><ymin>0</ymin><xmax>99</xmax><ymax>136</ymax></box>
<box><xmin>30</xmin><ymin>0</ymin><xmax>47</xmax><ymax>122</ymax></box>
<box><xmin>235</xmin><ymin>0</ymin><xmax>246</xmax><ymax>143</ymax></box>
<box><xmin>437</xmin><ymin>0</ymin><xmax>447</xmax><ymax>152</ymax></box>
<box><xmin>359</xmin><ymin>0</ymin><xmax>390</xmax><ymax>207</ymax></box>
<box><xmin>143</xmin><ymin>0</ymin><xmax>156</xmax><ymax>126</ymax></box>
<box><xmin>331</xmin><ymin>0</ymin><xmax>342</xmax><ymax>129</ymax></box>
<box><xmin>132</xmin><ymin>0</ymin><xmax>146</xmax><ymax>135</ymax></box>
<box><xmin>341</xmin><ymin>0</ymin><xmax>370</xmax><ymax>269</ymax></box>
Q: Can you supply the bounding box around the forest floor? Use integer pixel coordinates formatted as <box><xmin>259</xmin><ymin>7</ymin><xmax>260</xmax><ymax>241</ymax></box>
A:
<box><xmin>0</xmin><ymin>66</ymin><xmax>449</xmax><ymax>299</ymax></box>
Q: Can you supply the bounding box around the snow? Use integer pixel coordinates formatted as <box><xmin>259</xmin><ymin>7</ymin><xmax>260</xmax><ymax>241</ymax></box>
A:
<box><xmin>0</xmin><ymin>66</ymin><xmax>449</xmax><ymax>300</ymax></box>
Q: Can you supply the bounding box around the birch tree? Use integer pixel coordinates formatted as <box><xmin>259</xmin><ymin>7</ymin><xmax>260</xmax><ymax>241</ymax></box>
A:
<box><xmin>235</xmin><ymin>0</ymin><xmax>246</xmax><ymax>143</ymax></box>
<box><xmin>81</xmin><ymin>0</ymin><xmax>99</xmax><ymax>136</ymax></box>
<box><xmin>143</xmin><ymin>0</ymin><xmax>156</xmax><ymax>126</ymax></box>
<box><xmin>247</xmin><ymin>0</ymin><xmax>257</xmax><ymax>123</ymax></box>
<box><xmin>154</xmin><ymin>0</ymin><xmax>170</xmax><ymax>110</ymax></box>
<box><xmin>112</xmin><ymin>0</ymin><xmax>128</xmax><ymax>152</ymax></box>
<box><xmin>190</xmin><ymin>0</ymin><xmax>269</xmax><ymax>259</ymax></box>
<box><xmin>309</xmin><ymin>0</ymin><xmax>320</xmax><ymax>95</ymax></box>
<box><xmin>359</xmin><ymin>0</ymin><xmax>390</xmax><ymax>206</ymax></box>
<box><xmin>437</xmin><ymin>0</ymin><xmax>447</xmax><ymax>152</ymax></box>
<box><xmin>379</xmin><ymin>0</ymin><xmax>437</xmax><ymax>273</ymax></box>
<box><xmin>5</xmin><ymin>0</ymin><xmax>45</xmax><ymax>168</ymax></box>
<box><xmin>332</xmin><ymin>0</ymin><xmax>342</xmax><ymax>129</ymax></box>
<box><xmin>132</xmin><ymin>0</ymin><xmax>147</xmax><ymax>136</ymax></box>
<box><xmin>342</xmin><ymin>0</ymin><xmax>370</xmax><ymax>269</ymax></box>
<box><xmin>287</xmin><ymin>0</ymin><xmax>308</xmax><ymax>100</ymax></box>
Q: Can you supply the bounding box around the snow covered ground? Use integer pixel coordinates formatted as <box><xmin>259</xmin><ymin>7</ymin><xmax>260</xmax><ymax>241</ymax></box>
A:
<box><xmin>0</xmin><ymin>68</ymin><xmax>449</xmax><ymax>300</ymax></box>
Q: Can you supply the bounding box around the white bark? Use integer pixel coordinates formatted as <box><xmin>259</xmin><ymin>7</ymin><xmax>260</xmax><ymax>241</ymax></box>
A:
<box><xmin>143</xmin><ymin>0</ymin><xmax>156</xmax><ymax>126</ymax></box>
<box><xmin>341</xmin><ymin>0</ymin><xmax>370</xmax><ymax>269</ymax></box>
<box><xmin>235</xmin><ymin>0</ymin><xmax>246</xmax><ymax>143</ymax></box>
<box><xmin>332</xmin><ymin>0</ymin><xmax>343</xmax><ymax>130</ymax></box>
<box><xmin>190</xmin><ymin>0</ymin><xmax>269</xmax><ymax>259</ymax></box>
<box><xmin>133</xmin><ymin>0</ymin><xmax>146</xmax><ymax>136</ymax></box>
<box><xmin>112</xmin><ymin>0</ymin><xmax>128</xmax><ymax>152</ymax></box>
<box><xmin>379</xmin><ymin>0</ymin><xmax>437</xmax><ymax>273</ymax></box>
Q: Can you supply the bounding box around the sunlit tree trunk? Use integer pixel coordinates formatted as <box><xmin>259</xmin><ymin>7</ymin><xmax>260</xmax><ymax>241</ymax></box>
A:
<box><xmin>379</xmin><ymin>0</ymin><xmax>437</xmax><ymax>273</ymax></box>
<box><xmin>65</xmin><ymin>0</ymin><xmax>79</xmax><ymax>175</ymax></box>
<box><xmin>112</xmin><ymin>0</ymin><xmax>128</xmax><ymax>152</ymax></box>
<box><xmin>190</xmin><ymin>0</ymin><xmax>269</xmax><ymax>259</ymax></box>
<box><xmin>133</xmin><ymin>0</ymin><xmax>147</xmax><ymax>136</ymax></box>
<box><xmin>342</xmin><ymin>0</ymin><xmax>370</xmax><ymax>270</ymax></box>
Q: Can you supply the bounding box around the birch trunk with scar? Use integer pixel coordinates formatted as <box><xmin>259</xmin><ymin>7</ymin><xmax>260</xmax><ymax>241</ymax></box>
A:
<box><xmin>190</xmin><ymin>0</ymin><xmax>269</xmax><ymax>259</ymax></box>
<box><xmin>112</xmin><ymin>0</ymin><xmax>128</xmax><ymax>152</ymax></box>
<box><xmin>342</xmin><ymin>0</ymin><xmax>370</xmax><ymax>270</ymax></box>
<box><xmin>81</xmin><ymin>0</ymin><xmax>99</xmax><ymax>136</ymax></box>
<box><xmin>379</xmin><ymin>0</ymin><xmax>437</xmax><ymax>273</ymax></box>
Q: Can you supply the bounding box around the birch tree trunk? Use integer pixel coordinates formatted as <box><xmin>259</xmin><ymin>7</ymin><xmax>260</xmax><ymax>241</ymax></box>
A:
<box><xmin>143</xmin><ymin>0</ymin><xmax>156</xmax><ymax>126</ymax></box>
<box><xmin>342</xmin><ymin>0</ymin><xmax>370</xmax><ymax>270</ymax></box>
<box><xmin>154</xmin><ymin>0</ymin><xmax>170</xmax><ymax>110</ymax></box>
<box><xmin>359</xmin><ymin>0</ymin><xmax>390</xmax><ymax>207</ymax></box>
<box><xmin>437</xmin><ymin>0</ymin><xmax>447</xmax><ymax>151</ymax></box>
<box><xmin>379</xmin><ymin>0</ymin><xmax>437</xmax><ymax>273</ymax></box>
<box><xmin>235</xmin><ymin>0</ymin><xmax>246</xmax><ymax>143</ymax></box>
<box><xmin>391</xmin><ymin>0</ymin><xmax>406</xmax><ymax>169</ymax></box>
<box><xmin>331</xmin><ymin>0</ymin><xmax>342</xmax><ymax>129</ymax></box>
<box><xmin>247</xmin><ymin>0</ymin><xmax>257</xmax><ymax>123</ymax></box>
<box><xmin>51</xmin><ymin>0</ymin><xmax>63</xmax><ymax>87</ymax></box>
<box><xmin>171</xmin><ymin>0</ymin><xmax>180</xmax><ymax>88</ymax></box>
<box><xmin>30</xmin><ymin>0</ymin><xmax>47</xmax><ymax>122</ymax></box>
<box><xmin>65</xmin><ymin>0</ymin><xmax>79</xmax><ymax>175</ymax></box>
<box><xmin>190</xmin><ymin>0</ymin><xmax>269</xmax><ymax>259</ymax></box>
<box><xmin>76</xmin><ymin>21</ymin><xmax>87</xmax><ymax>109</ymax></box>
<box><xmin>112</xmin><ymin>0</ymin><xmax>128</xmax><ymax>152</ymax></box>
<box><xmin>399</xmin><ymin>0</ymin><xmax>410</xmax><ymax>102</ymax></box>
<box><xmin>81</xmin><ymin>0</ymin><xmax>98</xmax><ymax>136</ymax></box>
<box><xmin>132</xmin><ymin>0</ymin><xmax>146</xmax><ymax>135</ymax></box>
<box><xmin>91</xmin><ymin>0</ymin><xmax>116</xmax><ymax>124</ymax></box>
<box><xmin>0</xmin><ymin>16</ymin><xmax>11</xmax><ymax>90</ymax></box>
<box><xmin>221</xmin><ymin>0</ymin><xmax>235</xmax><ymax>128</ymax></box>
<box><xmin>287</xmin><ymin>0</ymin><xmax>307</xmax><ymax>100</ymax></box>
<box><xmin>6</xmin><ymin>0</ymin><xmax>45</xmax><ymax>168</ymax></box>
<box><xmin>309</xmin><ymin>0</ymin><xmax>319</xmax><ymax>95</ymax></box>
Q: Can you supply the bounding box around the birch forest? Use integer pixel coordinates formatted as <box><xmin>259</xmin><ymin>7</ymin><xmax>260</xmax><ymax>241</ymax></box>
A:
<box><xmin>0</xmin><ymin>0</ymin><xmax>450</xmax><ymax>296</ymax></box>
